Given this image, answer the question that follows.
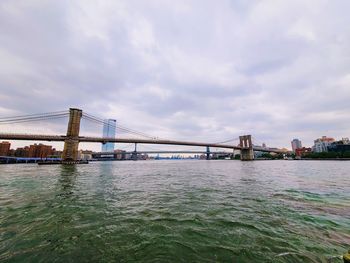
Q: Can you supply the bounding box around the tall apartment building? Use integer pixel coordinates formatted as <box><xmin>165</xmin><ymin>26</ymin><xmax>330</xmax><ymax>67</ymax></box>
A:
<box><xmin>291</xmin><ymin>139</ymin><xmax>302</xmax><ymax>153</ymax></box>
<box><xmin>313</xmin><ymin>136</ymin><xmax>335</xmax><ymax>153</ymax></box>
<box><xmin>102</xmin><ymin>119</ymin><xmax>116</xmax><ymax>152</ymax></box>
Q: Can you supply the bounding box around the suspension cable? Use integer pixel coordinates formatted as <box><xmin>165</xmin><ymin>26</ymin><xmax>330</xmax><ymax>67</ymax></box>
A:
<box><xmin>0</xmin><ymin>113</ymin><xmax>69</xmax><ymax>125</ymax></box>
<box><xmin>0</xmin><ymin>110</ymin><xmax>69</xmax><ymax>120</ymax></box>
<box><xmin>82</xmin><ymin>112</ymin><xmax>159</xmax><ymax>139</ymax></box>
<box><xmin>213</xmin><ymin>137</ymin><xmax>239</xmax><ymax>144</ymax></box>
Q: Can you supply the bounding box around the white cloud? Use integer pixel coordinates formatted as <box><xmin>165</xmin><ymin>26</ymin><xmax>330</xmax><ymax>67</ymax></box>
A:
<box><xmin>0</xmin><ymin>0</ymin><xmax>349</xmax><ymax>150</ymax></box>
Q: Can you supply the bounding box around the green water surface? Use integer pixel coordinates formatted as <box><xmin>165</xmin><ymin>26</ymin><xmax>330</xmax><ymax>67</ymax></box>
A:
<box><xmin>0</xmin><ymin>160</ymin><xmax>349</xmax><ymax>262</ymax></box>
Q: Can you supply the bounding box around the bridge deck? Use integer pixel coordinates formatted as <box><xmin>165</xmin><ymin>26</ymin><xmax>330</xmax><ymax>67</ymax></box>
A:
<box><xmin>0</xmin><ymin>133</ymin><xmax>283</xmax><ymax>153</ymax></box>
<box><xmin>97</xmin><ymin>151</ymin><xmax>231</xmax><ymax>155</ymax></box>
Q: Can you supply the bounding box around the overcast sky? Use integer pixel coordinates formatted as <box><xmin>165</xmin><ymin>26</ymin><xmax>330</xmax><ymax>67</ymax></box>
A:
<box><xmin>1</xmin><ymin>0</ymin><xmax>350</xmax><ymax>150</ymax></box>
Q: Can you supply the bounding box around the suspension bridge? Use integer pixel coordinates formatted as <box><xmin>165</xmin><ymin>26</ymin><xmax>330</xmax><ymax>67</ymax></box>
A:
<box><xmin>0</xmin><ymin>108</ymin><xmax>284</xmax><ymax>162</ymax></box>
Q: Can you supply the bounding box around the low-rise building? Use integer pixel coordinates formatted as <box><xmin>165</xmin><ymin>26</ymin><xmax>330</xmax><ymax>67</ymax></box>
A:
<box><xmin>295</xmin><ymin>147</ymin><xmax>312</xmax><ymax>157</ymax></box>
<box><xmin>50</xmin><ymin>149</ymin><xmax>63</xmax><ymax>158</ymax></box>
<box><xmin>114</xmin><ymin>149</ymin><xmax>126</xmax><ymax>160</ymax></box>
<box><xmin>254</xmin><ymin>151</ymin><xmax>263</xmax><ymax>158</ymax></box>
<box><xmin>14</xmin><ymin>146</ymin><xmax>30</xmax><ymax>157</ymax></box>
<box><xmin>78</xmin><ymin>150</ymin><xmax>93</xmax><ymax>160</ymax></box>
<box><xmin>341</xmin><ymin>137</ymin><xmax>350</xmax><ymax>144</ymax></box>
<box><xmin>328</xmin><ymin>139</ymin><xmax>350</xmax><ymax>153</ymax></box>
<box><xmin>7</xmin><ymin>149</ymin><xmax>15</xmax><ymax>156</ymax></box>
<box><xmin>28</xmin><ymin>143</ymin><xmax>54</xmax><ymax>158</ymax></box>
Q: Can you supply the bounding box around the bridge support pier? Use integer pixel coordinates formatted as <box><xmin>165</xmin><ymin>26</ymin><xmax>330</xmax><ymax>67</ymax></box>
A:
<box><xmin>132</xmin><ymin>143</ymin><xmax>138</xmax><ymax>161</ymax></box>
<box><xmin>206</xmin><ymin>146</ymin><xmax>210</xmax><ymax>160</ymax></box>
<box><xmin>239</xmin><ymin>135</ymin><xmax>254</xmax><ymax>161</ymax></box>
<box><xmin>62</xmin><ymin>108</ymin><xmax>82</xmax><ymax>162</ymax></box>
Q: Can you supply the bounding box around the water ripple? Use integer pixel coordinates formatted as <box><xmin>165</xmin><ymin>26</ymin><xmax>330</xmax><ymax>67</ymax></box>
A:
<box><xmin>0</xmin><ymin>160</ymin><xmax>349</xmax><ymax>262</ymax></box>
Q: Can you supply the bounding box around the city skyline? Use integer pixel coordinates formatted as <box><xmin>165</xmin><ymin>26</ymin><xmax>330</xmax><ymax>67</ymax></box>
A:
<box><xmin>0</xmin><ymin>1</ymin><xmax>350</xmax><ymax>149</ymax></box>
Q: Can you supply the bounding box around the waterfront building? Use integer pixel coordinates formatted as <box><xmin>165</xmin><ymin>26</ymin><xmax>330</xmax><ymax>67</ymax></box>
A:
<box><xmin>199</xmin><ymin>154</ymin><xmax>207</xmax><ymax>159</ymax></box>
<box><xmin>328</xmin><ymin>143</ymin><xmax>350</xmax><ymax>153</ymax></box>
<box><xmin>14</xmin><ymin>146</ymin><xmax>30</xmax><ymax>157</ymax></box>
<box><xmin>295</xmin><ymin>147</ymin><xmax>312</xmax><ymax>157</ymax></box>
<box><xmin>254</xmin><ymin>151</ymin><xmax>263</xmax><ymax>158</ymax></box>
<box><xmin>0</xmin><ymin>141</ymin><xmax>11</xmax><ymax>156</ymax></box>
<box><xmin>291</xmin><ymin>139</ymin><xmax>302</xmax><ymax>153</ymax></box>
<box><xmin>341</xmin><ymin>137</ymin><xmax>350</xmax><ymax>144</ymax></box>
<box><xmin>114</xmin><ymin>149</ymin><xmax>126</xmax><ymax>160</ymax></box>
<box><xmin>51</xmin><ymin>150</ymin><xmax>63</xmax><ymax>158</ymax></box>
<box><xmin>328</xmin><ymin>139</ymin><xmax>350</xmax><ymax>153</ymax></box>
<box><xmin>78</xmin><ymin>150</ymin><xmax>93</xmax><ymax>160</ymax></box>
<box><xmin>28</xmin><ymin>144</ymin><xmax>54</xmax><ymax>158</ymax></box>
<box><xmin>102</xmin><ymin>119</ymin><xmax>116</xmax><ymax>152</ymax></box>
<box><xmin>7</xmin><ymin>149</ymin><xmax>15</xmax><ymax>156</ymax></box>
<box><xmin>312</xmin><ymin>136</ymin><xmax>335</xmax><ymax>153</ymax></box>
<box><xmin>92</xmin><ymin>151</ymin><xmax>115</xmax><ymax>160</ymax></box>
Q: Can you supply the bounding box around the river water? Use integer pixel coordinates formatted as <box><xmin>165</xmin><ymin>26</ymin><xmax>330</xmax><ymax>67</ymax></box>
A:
<box><xmin>0</xmin><ymin>160</ymin><xmax>349</xmax><ymax>262</ymax></box>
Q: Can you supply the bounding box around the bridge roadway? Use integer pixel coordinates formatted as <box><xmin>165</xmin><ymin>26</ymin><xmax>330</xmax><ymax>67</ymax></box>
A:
<box><xmin>99</xmin><ymin>151</ymin><xmax>231</xmax><ymax>155</ymax></box>
<box><xmin>0</xmin><ymin>133</ymin><xmax>283</xmax><ymax>154</ymax></box>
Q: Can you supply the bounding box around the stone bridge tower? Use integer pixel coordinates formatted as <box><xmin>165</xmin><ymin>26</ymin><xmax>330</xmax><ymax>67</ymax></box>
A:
<box><xmin>62</xmin><ymin>108</ymin><xmax>82</xmax><ymax>161</ymax></box>
<box><xmin>239</xmin><ymin>135</ymin><xmax>254</xmax><ymax>161</ymax></box>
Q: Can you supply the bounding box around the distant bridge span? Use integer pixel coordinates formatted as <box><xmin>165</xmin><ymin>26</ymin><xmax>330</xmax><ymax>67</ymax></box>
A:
<box><xmin>98</xmin><ymin>151</ymin><xmax>231</xmax><ymax>155</ymax></box>
<box><xmin>0</xmin><ymin>133</ymin><xmax>282</xmax><ymax>154</ymax></box>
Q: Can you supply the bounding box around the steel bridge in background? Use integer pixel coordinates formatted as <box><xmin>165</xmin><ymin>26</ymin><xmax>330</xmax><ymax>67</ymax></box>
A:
<box><xmin>0</xmin><ymin>108</ymin><xmax>284</xmax><ymax>162</ymax></box>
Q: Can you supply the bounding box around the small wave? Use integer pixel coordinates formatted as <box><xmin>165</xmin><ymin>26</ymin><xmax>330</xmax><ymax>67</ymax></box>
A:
<box><xmin>276</xmin><ymin>251</ymin><xmax>299</xmax><ymax>257</ymax></box>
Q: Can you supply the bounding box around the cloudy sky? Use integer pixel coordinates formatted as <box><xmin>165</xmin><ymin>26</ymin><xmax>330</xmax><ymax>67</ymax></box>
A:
<box><xmin>0</xmin><ymin>0</ymin><xmax>350</xmax><ymax>150</ymax></box>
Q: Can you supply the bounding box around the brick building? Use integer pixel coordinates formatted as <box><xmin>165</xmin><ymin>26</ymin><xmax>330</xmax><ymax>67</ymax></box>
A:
<box><xmin>0</xmin><ymin>141</ymin><xmax>11</xmax><ymax>156</ymax></box>
<box><xmin>14</xmin><ymin>146</ymin><xmax>30</xmax><ymax>157</ymax></box>
<box><xmin>28</xmin><ymin>144</ymin><xmax>54</xmax><ymax>158</ymax></box>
